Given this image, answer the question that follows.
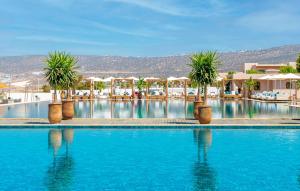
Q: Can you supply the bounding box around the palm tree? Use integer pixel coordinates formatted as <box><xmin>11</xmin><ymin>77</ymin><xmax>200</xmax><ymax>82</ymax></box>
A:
<box><xmin>189</xmin><ymin>51</ymin><xmax>219</xmax><ymax>104</ymax></box>
<box><xmin>137</xmin><ymin>77</ymin><xmax>146</xmax><ymax>98</ymax></box>
<box><xmin>44</xmin><ymin>52</ymin><xmax>67</xmax><ymax>102</ymax></box>
<box><xmin>45</xmin><ymin>51</ymin><xmax>79</xmax><ymax>123</ymax></box>
<box><xmin>61</xmin><ymin>54</ymin><xmax>78</xmax><ymax>100</ymax></box>
<box><xmin>44</xmin><ymin>52</ymin><xmax>78</xmax><ymax>101</ymax></box>
<box><xmin>95</xmin><ymin>81</ymin><xmax>106</xmax><ymax>92</ymax></box>
<box><xmin>296</xmin><ymin>53</ymin><xmax>300</xmax><ymax>72</ymax></box>
<box><xmin>245</xmin><ymin>77</ymin><xmax>256</xmax><ymax>98</ymax></box>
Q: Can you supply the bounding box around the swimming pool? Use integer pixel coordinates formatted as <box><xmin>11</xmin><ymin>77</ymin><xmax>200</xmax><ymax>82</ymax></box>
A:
<box><xmin>0</xmin><ymin>128</ymin><xmax>299</xmax><ymax>190</ymax></box>
<box><xmin>0</xmin><ymin>99</ymin><xmax>299</xmax><ymax>119</ymax></box>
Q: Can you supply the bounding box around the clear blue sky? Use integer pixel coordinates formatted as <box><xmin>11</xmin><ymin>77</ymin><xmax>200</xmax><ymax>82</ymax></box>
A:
<box><xmin>1</xmin><ymin>0</ymin><xmax>300</xmax><ymax>56</ymax></box>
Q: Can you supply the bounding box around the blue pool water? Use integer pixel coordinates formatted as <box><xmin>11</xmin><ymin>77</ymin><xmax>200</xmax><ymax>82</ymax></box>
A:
<box><xmin>0</xmin><ymin>99</ymin><xmax>300</xmax><ymax>119</ymax></box>
<box><xmin>0</xmin><ymin>128</ymin><xmax>300</xmax><ymax>190</ymax></box>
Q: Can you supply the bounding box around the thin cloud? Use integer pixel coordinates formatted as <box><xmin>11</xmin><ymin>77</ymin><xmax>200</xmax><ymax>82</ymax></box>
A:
<box><xmin>107</xmin><ymin>0</ymin><xmax>226</xmax><ymax>17</ymax></box>
<box><xmin>16</xmin><ymin>35</ymin><xmax>115</xmax><ymax>46</ymax></box>
<box><xmin>108</xmin><ymin>0</ymin><xmax>189</xmax><ymax>16</ymax></box>
<box><xmin>237</xmin><ymin>10</ymin><xmax>300</xmax><ymax>33</ymax></box>
<box><xmin>86</xmin><ymin>20</ymin><xmax>157</xmax><ymax>37</ymax></box>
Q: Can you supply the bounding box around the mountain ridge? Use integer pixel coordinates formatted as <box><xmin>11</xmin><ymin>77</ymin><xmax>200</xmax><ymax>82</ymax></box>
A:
<box><xmin>0</xmin><ymin>45</ymin><xmax>300</xmax><ymax>79</ymax></box>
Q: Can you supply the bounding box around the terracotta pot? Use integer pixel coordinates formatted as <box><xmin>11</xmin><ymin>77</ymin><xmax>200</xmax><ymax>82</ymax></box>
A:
<box><xmin>193</xmin><ymin>101</ymin><xmax>203</xmax><ymax>119</ymax></box>
<box><xmin>48</xmin><ymin>103</ymin><xmax>62</xmax><ymax>124</ymax></box>
<box><xmin>198</xmin><ymin>105</ymin><xmax>212</xmax><ymax>124</ymax></box>
<box><xmin>62</xmin><ymin>100</ymin><xmax>74</xmax><ymax>120</ymax></box>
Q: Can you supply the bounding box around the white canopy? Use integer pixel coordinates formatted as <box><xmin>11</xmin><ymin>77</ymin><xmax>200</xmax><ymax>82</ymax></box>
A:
<box><xmin>167</xmin><ymin>76</ymin><xmax>178</xmax><ymax>81</ymax></box>
<box><xmin>259</xmin><ymin>75</ymin><xmax>274</xmax><ymax>80</ymax></box>
<box><xmin>102</xmin><ymin>77</ymin><xmax>114</xmax><ymax>82</ymax></box>
<box><xmin>283</xmin><ymin>73</ymin><xmax>300</xmax><ymax>79</ymax></box>
<box><xmin>271</xmin><ymin>73</ymin><xmax>300</xmax><ymax>80</ymax></box>
<box><xmin>178</xmin><ymin>77</ymin><xmax>189</xmax><ymax>80</ymax></box>
<box><xmin>126</xmin><ymin>76</ymin><xmax>139</xmax><ymax>81</ymax></box>
<box><xmin>144</xmin><ymin>77</ymin><xmax>160</xmax><ymax>81</ymax></box>
<box><xmin>270</xmin><ymin>74</ymin><xmax>287</xmax><ymax>80</ymax></box>
<box><xmin>167</xmin><ymin>76</ymin><xmax>189</xmax><ymax>81</ymax></box>
<box><xmin>87</xmin><ymin>77</ymin><xmax>102</xmax><ymax>82</ymax></box>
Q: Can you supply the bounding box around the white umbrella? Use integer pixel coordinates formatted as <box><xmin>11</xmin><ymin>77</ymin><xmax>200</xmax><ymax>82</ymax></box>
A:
<box><xmin>270</xmin><ymin>74</ymin><xmax>286</xmax><ymax>90</ymax></box>
<box><xmin>126</xmin><ymin>76</ymin><xmax>139</xmax><ymax>81</ymax></box>
<box><xmin>167</xmin><ymin>76</ymin><xmax>178</xmax><ymax>81</ymax></box>
<box><xmin>271</xmin><ymin>74</ymin><xmax>286</xmax><ymax>80</ymax></box>
<box><xmin>259</xmin><ymin>75</ymin><xmax>274</xmax><ymax>91</ymax></box>
<box><xmin>283</xmin><ymin>74</ymin><xmax>300</xmax><ymax>101</ymax></box>
<box><xmin>283</xmin><ymin>73</ymin><xmax>300</xmax><ymax>80</ymax></box>
<box><xmin>272</xmin><ymin>74</ymin><xmax>300</xmax><ymax>100</ymax></box>
<box><xmin>178</xmin><ymin>77</ymin><xmax>189</xmax><ymax>80</ymax></box>
<box><xmin>259</xmin><ymin>75</ymin><xmax>274</xmax><ymax>80</ymax></box>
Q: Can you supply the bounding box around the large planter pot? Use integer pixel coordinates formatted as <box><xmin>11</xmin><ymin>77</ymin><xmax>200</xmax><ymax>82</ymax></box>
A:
<box><xmin>198</xmin><ymin>105</ymin><xmax>212</xmax><ymax>124</ymax></box>
<box><xmin>62</xmin><ymin>100</ymin><xmax>74</xmax><ymax>120</ymax></box>
<box><xmin>48</xmin><ymin>103</ymin><xmax>62</xmax><ymax>124</ymax></box>
<box><xmin>193</xmin><ymin>101</ymin><xmax>203</xmax><ymax>119</ymax></box>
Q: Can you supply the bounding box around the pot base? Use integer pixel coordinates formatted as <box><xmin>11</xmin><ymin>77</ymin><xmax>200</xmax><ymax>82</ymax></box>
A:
<box><xmin>62</xmin><ymin>100</ymin><xmax>74</xmax><ymax>120</ymax></box>
<box><xmin>48</xmin><ymin>103</ymin><xmax>62</xmax><ymax>124</ymax></box>
<box><xmin>198</xmin><ymin>105</ymin><xmax>212</xmax><ymax>124</ymax></box>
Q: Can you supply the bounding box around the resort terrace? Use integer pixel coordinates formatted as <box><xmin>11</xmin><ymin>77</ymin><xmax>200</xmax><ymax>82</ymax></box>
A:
<box><xmin>1</xmin><ymin>59</ymin><xmax>300</xmax><ymax>127</ymax></box>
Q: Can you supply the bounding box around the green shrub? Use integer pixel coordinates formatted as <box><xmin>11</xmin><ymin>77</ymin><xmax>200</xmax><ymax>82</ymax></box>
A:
<box><xmin>246</xmin><ymin>69</ymin><xmax>265</xmax><ymax>74</ymax></box>
<box><xmin>279</xmin><ymin>66</ymin><xmax>297</xmax><ymax>73</ymax></box>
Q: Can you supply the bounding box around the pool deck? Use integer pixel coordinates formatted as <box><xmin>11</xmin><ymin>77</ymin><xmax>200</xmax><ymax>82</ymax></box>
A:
<box><xmin>1</xmin><ymin>118</ymin><xmax>300</xmax><ymax>127</ymax></box>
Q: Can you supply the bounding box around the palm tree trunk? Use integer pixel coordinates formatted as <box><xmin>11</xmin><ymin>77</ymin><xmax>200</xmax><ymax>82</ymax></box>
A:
<box><xmin>54</xmin><ymin>89</ymin><xmax>57</xmax><ymax>103</ymax></box>
<box><xmin>197</xmin><ymin>85</ymin><xmax>202</xmax><ymax>102</ymax></box>
<box><xmin>204</xmin><ymin>85</ymin><xmax>207</xmax><ymax>104</ymax></box>
<box><xmin>66</xmin><ymin>89</ymin><xmax>71</xmax><ymax>100</ymax></box>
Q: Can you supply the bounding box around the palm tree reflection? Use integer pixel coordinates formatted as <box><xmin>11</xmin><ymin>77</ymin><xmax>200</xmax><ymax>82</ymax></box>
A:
<box><xmin>45</xmin><ymin>129</ymin><xmax>75</xmax><ymax>191</ymax></box>
<box><xmin>137</xmin><ymin>100</ymin><xmax>144</xmax><ymax>118</ymax></box>
<box><xmin>192</xmin><ymin>129</ymin><xmax>217</xmax><ymax>191</ymax></box>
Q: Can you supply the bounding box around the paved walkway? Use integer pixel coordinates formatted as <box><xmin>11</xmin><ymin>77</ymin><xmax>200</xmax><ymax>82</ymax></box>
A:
<box><xmin>0</xmin><ymin>118</ymin><xmax>300</xmax><ymax>127</ymax></box>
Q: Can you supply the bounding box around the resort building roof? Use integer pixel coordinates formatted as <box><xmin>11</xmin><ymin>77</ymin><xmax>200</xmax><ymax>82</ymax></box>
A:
<box><xmin>243</xmin><ymin>62</ymin><xmax>296</xmax><ymax>73</ymax></box>
<box><xmin>219</xmin><ymin>72</ymin><xmax>266</xmax><ymax>80</ymax></box>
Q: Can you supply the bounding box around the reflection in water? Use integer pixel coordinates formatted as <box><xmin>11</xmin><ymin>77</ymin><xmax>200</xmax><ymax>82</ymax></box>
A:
<box><xmin>74</xmin><ymin>99</ymin><xmax>300</xmax><ymax>119</ymax></box>
<box><xmin>193</xmin><ymin>129</ymin><xmax>217</xmax><ymax>191</ymax></box>
<box><xmin>137</xmin><ymin>100</ymin><xmax>144</xmax><ymax>118</ymax></box>
<box><xmin>45</xmin><ymin>129</ymin><xmax>74</xmax><ymax>191</ymax></box>
<box><xmin>1</xmin><ymin>99</ymin><xmax>300</xmax><ymax>118</ymax></box>
<box><xmin>48</xmin><ymin>129</ymin><xmax>62</xmax><ymax>156</ymax></box>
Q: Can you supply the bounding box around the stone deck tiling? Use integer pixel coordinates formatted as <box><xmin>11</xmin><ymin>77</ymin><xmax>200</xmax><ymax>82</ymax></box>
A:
<box><xmin>0</xmin><ymin>118</ymin><xmax>300</xmax><ymax>127</ymax></box>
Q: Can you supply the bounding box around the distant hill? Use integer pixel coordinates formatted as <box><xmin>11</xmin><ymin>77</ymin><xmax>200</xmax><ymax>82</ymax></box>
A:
<box><xmin>0</xmin><ymin>45</ymin><xmax>299</xmax><ymax>80</ymax></box>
